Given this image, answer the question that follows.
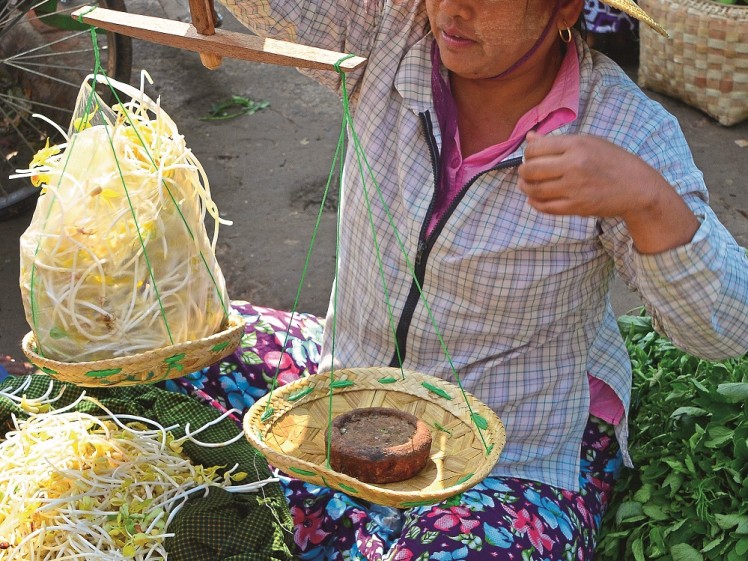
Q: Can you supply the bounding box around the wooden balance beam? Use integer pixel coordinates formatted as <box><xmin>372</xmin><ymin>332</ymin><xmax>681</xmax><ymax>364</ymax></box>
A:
<box><xmin>72</xmin><ymin>0</ymin><xmax>367</xmax><ymax>72</ymax></box>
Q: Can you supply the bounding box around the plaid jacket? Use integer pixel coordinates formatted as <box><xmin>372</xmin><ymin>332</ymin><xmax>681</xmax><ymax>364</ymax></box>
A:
<box><xmin>223</xmin><ymin>0</ymin><xmax>748</xmax><ymax>490</ymax></box>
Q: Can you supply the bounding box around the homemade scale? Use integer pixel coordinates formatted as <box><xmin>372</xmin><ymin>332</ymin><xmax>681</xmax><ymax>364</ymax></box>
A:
<box><xmin>27</xmin><ymin>0</ymin><xmax>506</xmax><ymax>508</ymax></box>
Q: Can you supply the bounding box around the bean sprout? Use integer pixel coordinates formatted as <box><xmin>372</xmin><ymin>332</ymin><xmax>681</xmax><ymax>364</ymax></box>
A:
<box><xmin>17</xmin><ymin>78</ymin><xmax>231</xmax><ymax>362</ymax></box>
<box><xmin>0</xmin><ymin>392</ymin><xmax>274</xmax><ymax>560</ymax></box>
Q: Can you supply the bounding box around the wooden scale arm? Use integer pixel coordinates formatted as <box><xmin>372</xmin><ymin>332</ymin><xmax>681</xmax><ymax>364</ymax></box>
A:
<box><xmin>188</xmin><ymin>0</ymin><xmax>222</xmax><ymax>69</ymax></box>
<box><xmin>71</xmin><ymin>2</ymin><xmax>366</xmax><ymax>72</ymax></box>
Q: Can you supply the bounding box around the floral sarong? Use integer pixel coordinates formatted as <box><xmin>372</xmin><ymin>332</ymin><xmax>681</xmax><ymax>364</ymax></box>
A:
<box><xmin>163</xmin><ymin>301</ymin><xmax>622</xmax><ymax>561</ymax></box>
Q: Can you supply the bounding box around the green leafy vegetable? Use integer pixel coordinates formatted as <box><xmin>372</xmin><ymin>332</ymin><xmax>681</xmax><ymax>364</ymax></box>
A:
<box><xmin>599</xmin><ymin>314</ymin><xmax>748</xmax><ymax>561</ymax></box>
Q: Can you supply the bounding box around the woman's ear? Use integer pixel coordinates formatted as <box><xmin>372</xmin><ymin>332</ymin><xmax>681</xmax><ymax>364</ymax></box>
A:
<box><xmin>558</xmin><ymin>0</ymin><xmax>585</xmax><ymax>29</ymax></box>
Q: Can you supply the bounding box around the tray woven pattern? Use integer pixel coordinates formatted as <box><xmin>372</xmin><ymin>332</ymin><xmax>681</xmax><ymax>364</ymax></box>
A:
<box><xmin>244</xmin><ymin>367</ymin><xmax>506</xmax><ymax>508</ymax></box>
<box><xmin>22</xmin><ymin>313</ymin><xmax>245</xmax><ymax>386</ymax></box>
<box><xmin>638</xmin><ymin>0</ymin><xmax>748</xmax><ymax>126</ymax></box>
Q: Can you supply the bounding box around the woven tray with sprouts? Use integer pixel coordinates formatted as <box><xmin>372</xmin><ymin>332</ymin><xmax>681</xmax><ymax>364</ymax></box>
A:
<box><xmin>16</xmin><ymin>75</ymin><xmax>243</xmax><ymax>385</ymax></box>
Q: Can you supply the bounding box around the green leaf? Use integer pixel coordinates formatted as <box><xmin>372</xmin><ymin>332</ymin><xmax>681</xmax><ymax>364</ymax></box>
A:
<box><xmin>616</xmin><ymin>501</ymin><xmax>644</xmax><ymax>525</ymax></box>
<box><xmin>643</xmin><ymin>504</ymin><xmax>670</xmax><ymax>521</ymax></box>
<box><xmin>704</xmin><ymin>423</ymin><xmax>734</xmax><ymax>446</ymax></box>
<box><xmin>599</xmin><ymin>315</ymin><xmax>748</xmax><ymax>561</ymax></box>
<box><xmin>715</xmin><ymin>514</ymin><xmax>748</xmax><ymax>532</ymax></box>
<box><xmin>241</xmin><ymin>331</ymin><xmax>257</xmax><ymax>347</ymax></box>
<box><xmin>632</xmin><ymin>537</ymin><xmax>646</xmax><ymax>561</ymax></box>
<box><xmin>241</xmin><ymin>350</ymin><xmax>263</xmax><ymax>365</ymax></box>
<box><xmin>634</xmin><ymin>484</ymin><xmax>653</xmax><ymax>503</ymax></box>
<box><xmin>664</xmin><ymin>518</ymin><xmax>689</xmax><ymax>538</ymax></box>
<box><xmin>671</xmin><ymin>543</ymin><xmax>703</xmax><ymax>561</ymax></box>
<box><xmin>700</xmin><ymin>536</ymin><xmax>724</xmax><ymax>553</ymax></box>
<box><xmin>716</xmin><ymin>383</ymin><xmax>748</xmax><ymax>403</ymax></box>
<box><xmin>200</xmin><ymin>95</ymin><xmax>270</xmax><ymax>121</ymax></box>
<box><xmin>421</xmin><ymin>530</ymin><xmax>439</xmax><ymax>544</ymax></box>
<box><xmin>663</xmin><ymin>472</ymin><xmax>684</xmax><ymax>495</ymax></box>
<box><xmin>671</xmin><ymin>406</ymin><xmax>711</xmax><ymax>419</ymax></box>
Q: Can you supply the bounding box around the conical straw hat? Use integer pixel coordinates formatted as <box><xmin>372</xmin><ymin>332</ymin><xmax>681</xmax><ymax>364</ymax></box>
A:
<box><xmin>601</xmin><ymin>0</ymin><xmax>669</xmax><ymax>37</ymax></box>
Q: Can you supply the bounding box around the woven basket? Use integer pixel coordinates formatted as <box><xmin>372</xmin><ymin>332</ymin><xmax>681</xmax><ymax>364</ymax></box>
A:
<box><xmin>638</xmin><ymin>0</ymin><xmax>748</xmax><ymax>126</ymax></box>
<box><xmin>244</xmin><ymin>366</ymin><xmax>506</xmax><ymax>508</ymax></box>
<box><xmin>21</xmin><ymin>313</ymin><xmax>245</xmax><ymax>386</ymax></box>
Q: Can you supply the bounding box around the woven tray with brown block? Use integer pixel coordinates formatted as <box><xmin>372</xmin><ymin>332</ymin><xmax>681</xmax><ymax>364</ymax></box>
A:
<box><xmin>244</xmin><ymin>366</ymin><xmax>506</xmax><ymax>508</ymax></box>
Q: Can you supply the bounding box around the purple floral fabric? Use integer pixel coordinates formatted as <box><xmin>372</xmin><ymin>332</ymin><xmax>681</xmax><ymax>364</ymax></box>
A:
<box><xmin>281</xmin><ymin>419</ymin><xmax>621</xmax><ymax>561</ymax></box>
<box><xmin>583</xmin><ymin>0</ymin><xmax>637</xmax><ymax>33</ymax></box>
<box><xmin>163</xmin><ymin>301</ymin><xmax>622</xmax><ymax>561</ymax></box>
<box><xmin>162</xmin><ymin>300</ymin><xmax>322</xmax><ymax>423</ymax></box>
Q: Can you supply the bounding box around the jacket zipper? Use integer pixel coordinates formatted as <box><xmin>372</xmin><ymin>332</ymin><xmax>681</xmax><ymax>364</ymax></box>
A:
<box><xmin>389</xmin><ymin>111</ymin><xmax>523</xmax><ymax>367</ymax></box>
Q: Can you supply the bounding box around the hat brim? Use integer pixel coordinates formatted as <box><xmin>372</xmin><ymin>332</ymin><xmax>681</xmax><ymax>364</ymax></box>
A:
<box><xmin>602</xmin><ymin>0</ymin><xmax>669</xmax><ymax>37</ymax></box>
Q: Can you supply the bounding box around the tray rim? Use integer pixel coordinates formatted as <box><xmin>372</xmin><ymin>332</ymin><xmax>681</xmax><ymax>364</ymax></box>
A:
<box><xmin>244</xmin><ymin>366</ymin><xmax>506</xmax><ymax>508</ymax></box>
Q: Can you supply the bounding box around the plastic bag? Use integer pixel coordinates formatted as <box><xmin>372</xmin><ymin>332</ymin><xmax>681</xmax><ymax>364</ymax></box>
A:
<box><xmin>18</xmin><ymin>75</ymin><xmax>230</xmax><ymax>362</ymax></box>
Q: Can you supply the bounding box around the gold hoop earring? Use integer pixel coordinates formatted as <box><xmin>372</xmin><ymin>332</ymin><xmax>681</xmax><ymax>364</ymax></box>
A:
<box><xmin>559</xmin><ymin>27</ymin><xmax>573</xmax><ymax>44</ymax></box>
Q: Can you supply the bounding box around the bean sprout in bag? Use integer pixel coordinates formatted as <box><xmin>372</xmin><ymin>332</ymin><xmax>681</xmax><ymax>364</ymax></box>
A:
<box><xmin>17</xmin><ymin>75</ymin><xmax>231</xmax><ymax>363</ymax></box>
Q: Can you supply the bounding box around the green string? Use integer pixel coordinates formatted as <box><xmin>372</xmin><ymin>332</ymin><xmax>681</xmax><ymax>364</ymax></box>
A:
<box><xmin>260</xmin><ymin>60</ymin><xmax>352</xmax><ymax>427</ymax></box>
<box><xmin>342</xmin><ymin>96</ymin><xmax>493</xmax><ymax>453</ymax></box>
<box><xmin>258</xmin><ymin>52</ymin><xmax>493</xmax><ymax>458</ymax></box>
<box><xmin>28</xmin><ymin>21</ymin><xmax>103</xmax><ymax>356</ymax></box>
<box><xmin>29</xmin><ymin>18</ymin><xmax>231</xmax><ymax>358</ymax></box>
<box><xmin>79</xmin><ymin>11</ymin><xmax>229</xmax><ymax>325</ymax></box>
<box><xmin>328</xmin><ymin>55</ymin><xmax>492</xmax><ymax>454</ymax></box>
<box><xmin>85</xmin><ymin>26</ymin><xmax>176</xmax><ymax>345</ymax></box>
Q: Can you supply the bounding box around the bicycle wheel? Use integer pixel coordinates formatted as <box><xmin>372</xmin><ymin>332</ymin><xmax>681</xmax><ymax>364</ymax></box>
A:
<box><xmin>0</xmin><ymin>0</ymin><xmax>132</xmax><ymax>221</ymax></box>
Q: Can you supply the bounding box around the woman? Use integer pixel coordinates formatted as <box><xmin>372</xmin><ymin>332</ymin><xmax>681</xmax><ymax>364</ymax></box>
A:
<box><xmin>169</xmin><ymin>0</ymin><xmax>748</xmax><ymax>558</ymax></box>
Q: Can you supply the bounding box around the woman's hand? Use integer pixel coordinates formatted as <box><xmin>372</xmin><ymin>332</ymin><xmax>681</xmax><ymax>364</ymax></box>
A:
<box><xmin>518</xmin><ymin>131</ymin><xmax>700</xmax><ymax>254</ymax></box>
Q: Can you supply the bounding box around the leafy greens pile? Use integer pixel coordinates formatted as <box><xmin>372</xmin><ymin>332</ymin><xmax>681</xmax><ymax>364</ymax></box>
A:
<box><xmin>598</xmin><ymin>314</ymin><xmax>748</xmax><ymax>561</ymax></box>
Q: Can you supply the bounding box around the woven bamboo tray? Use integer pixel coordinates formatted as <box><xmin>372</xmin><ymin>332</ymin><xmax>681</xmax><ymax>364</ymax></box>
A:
<box><xmin>21</xmin><ymin>313</ymin><xmax>245</xmax><ymax>386</ymax></box>
<box><xmin>244</xmin><ymin>366</ymin><xmax>506</xmax><ymax>508</ymax></box>
<box><xmin>638</xmin><ymin>0</ymin><xmax>748</xmax><ymax>126</ymax></box>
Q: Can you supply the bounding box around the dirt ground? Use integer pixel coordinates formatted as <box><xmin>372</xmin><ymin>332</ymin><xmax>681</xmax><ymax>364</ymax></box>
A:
<box><xmin>1</xmin><ymin>1</ymin><xmax>747</xmax><ymax>363</ymax></box>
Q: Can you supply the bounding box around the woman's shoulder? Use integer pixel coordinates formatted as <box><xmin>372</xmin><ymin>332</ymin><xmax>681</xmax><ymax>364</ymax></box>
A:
<box><xmin>576</xmin><ymin>45</ymin><xmax>679</xmax><ymax>142</ymax></box>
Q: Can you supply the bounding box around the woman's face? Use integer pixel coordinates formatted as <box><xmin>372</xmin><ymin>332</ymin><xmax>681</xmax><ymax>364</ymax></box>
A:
<box><xmin>425</xmin><ymin>0</ymin><xmax>569</xmax><ymax>79</ymax></box>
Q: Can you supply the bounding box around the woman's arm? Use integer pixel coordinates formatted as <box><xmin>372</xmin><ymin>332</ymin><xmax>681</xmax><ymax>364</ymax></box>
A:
<box><xmin>518</xmin><ymin>129</ymin><xmax>748</xmax><ymax>360</ymax></box>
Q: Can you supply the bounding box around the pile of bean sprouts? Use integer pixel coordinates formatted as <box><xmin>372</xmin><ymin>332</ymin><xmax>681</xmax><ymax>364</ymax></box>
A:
<box><xmin>16</xmin><ymin>76</ymin><xmax>230</xmax><ymax>362</ymax></box>
<box><xmin>0</xmin><ymin>380</ymin><xmax>276</xmax><ymax>560</ymax></box>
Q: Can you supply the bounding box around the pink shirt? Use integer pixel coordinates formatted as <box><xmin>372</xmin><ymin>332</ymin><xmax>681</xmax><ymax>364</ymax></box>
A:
<box><xmin>429</xmin><ymin>44</ymin><xmax>624</xmax><ymax>425</ymax></box>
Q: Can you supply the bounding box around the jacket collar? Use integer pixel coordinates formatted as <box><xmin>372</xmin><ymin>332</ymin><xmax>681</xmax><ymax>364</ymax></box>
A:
<box><xmin>394</xmin><ymin>33</ymin><xmax>436</xmax><ymax>114</ymax></box>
